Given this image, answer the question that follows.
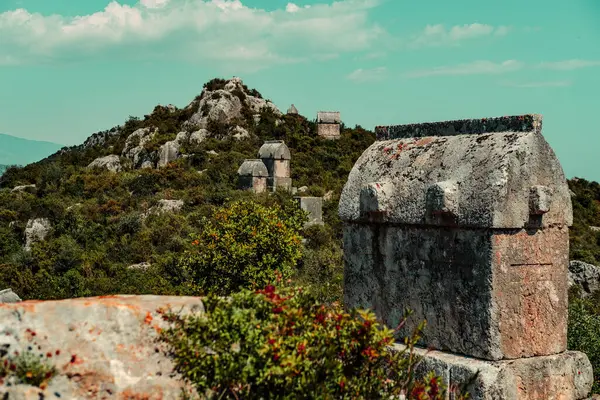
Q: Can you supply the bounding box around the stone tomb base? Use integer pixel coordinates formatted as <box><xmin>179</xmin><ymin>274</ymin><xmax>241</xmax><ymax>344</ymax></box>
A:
<box><xmin>394</xmin><ymin>345</ymin><xmax>593</xmax><ymax>400</ymax></box>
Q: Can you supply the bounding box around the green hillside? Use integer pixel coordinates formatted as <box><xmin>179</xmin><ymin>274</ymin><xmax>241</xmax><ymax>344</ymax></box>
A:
<box><xmin>0</xmin><ymin>78</ymin><xmax>374</xmax><ymax>301</ymax></box>
<box><xmin>0</xmin><ymin>77</ymin><xmax>598</xmax><ymax>303</ymax></box>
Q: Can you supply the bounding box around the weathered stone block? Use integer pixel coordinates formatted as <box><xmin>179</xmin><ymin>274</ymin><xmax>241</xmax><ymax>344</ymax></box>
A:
<box><xmin>0</xmin><ymin>296</ymin><xmax>203</xmax><ymax>399</ymax></box>
<box><xmin>269</xmin><ymin>176</ymin><xmax>292</xmax><ymax>192</ymax></box>
<box><xmin>317</xmin><ymin>123</ymin><xmax>340</xmax><ymax>139</ymax></box>
<box><xmin>399</xmin><ymin>345</ymin><xmax>593</xmax><ymax>400</ymax></box>
<box><xmin>344</xmin><ymin>224</ymin><xmax>568</xmax><ymax>360</ymax></box>
<box><xmin>295</xmin><ymin>197</ymin><xmax>324</xmax><ymax>227</ymax></box>
<box><xmin>340</xmin><ymin>114</ymin><xmax>573</xmax><ymax>360</ymax></box>
<box><xmin>529</xmin><ymin>185</ymin><xmax>553</xmax><ymax>215</ymax></box>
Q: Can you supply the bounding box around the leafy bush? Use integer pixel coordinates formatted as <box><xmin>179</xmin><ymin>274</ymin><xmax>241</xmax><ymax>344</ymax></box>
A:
<box><xmin>160</xmin><ymin>281</ymin><xmax>467</xmax><ymax>399</ymax></box>
<box><xmin>568</xmin><ymin>290</ymin><xmax>600</xmax><ymax>393</ymax></box>
<box><xmin>176</xmin><ymin>200</ymin><xmax>306</xmax><ymax>295</ymax></box>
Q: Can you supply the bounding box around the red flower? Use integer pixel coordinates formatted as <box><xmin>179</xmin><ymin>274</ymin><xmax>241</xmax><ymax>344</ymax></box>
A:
<box><xmin>265</xmin><ymin>285</ymin><xmax>275</xmax><ymax>294</ymax></box>
<box><xmin>297</xmin><ymin>343</ymin><xmax>306</xmax><ymax>354</ymax></box>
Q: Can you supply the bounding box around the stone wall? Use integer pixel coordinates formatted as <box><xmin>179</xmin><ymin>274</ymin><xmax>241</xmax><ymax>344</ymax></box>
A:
<box><xmin>317</xmin><ymin>123</ymin><xmax>340</xmax><ymax>139</ymax></box>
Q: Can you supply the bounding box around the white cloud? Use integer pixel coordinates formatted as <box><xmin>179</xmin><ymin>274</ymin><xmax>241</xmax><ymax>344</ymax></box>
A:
<box><xmin>140</xmin><ymin>0</ymin><xmax>170</xmax><ymax>9</ymax></box>
<box><xmin>346</xmin><ymin>66</ymin><xmax>386</xmax><ymax>82</ymax></box>
<box><xmin>537</xmin><ymin>59</ymin><xmax>600</xmax><ymax>70</ymax></box>
<box><xmin>405</xmin><ymin>60</ymin><xmax>523</xmax><ymax>78</ymax></box>
<box><xmin>410</xmin><ymin>23</ymin><xmax>510</xmax><ymax>47</ymax></box>
<box><xmin>0</xmin><ymin>0</ymin><xmax>383</xmax><ymax>70</ymax></box>
<box><xmin>501</xmin><ymin>80</ymin><xmax>572</xmax><ymax>88</ymax></box>
<box><xmin>286</xmin><ymin>3</ymin><xmax>300</xmax><ymax>12</ymax></box>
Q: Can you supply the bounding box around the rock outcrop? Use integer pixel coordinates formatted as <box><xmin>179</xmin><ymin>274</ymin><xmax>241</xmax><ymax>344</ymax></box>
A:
<box><xmin>0</xmin><ymin>296</ymin><xmax>202</xmax><ymax>399</ymax></box>
<box><xmin>184</xmin><ymin>77</ymin><xmax>281</xmax><ymax>130</ymax></box>
<box><xmin>569</xmin><ymin>260</ymin><xmax>600</xmax><ymax>297</ymax></box>
<box><xmin>144</xmin><ymin>200</ymin><xmax>184</xmax><ymax>219</ymax></box>
<box><xmin>83</xmin><ymin>128</ymin><xmax>120</xmax><ymax>149</ymax></box>
<box><xmin>157</xmin><ymin>140</ymin><xmax>180</xmax><ymax>168</ymax></box>
<box><xmin>69</xmin><ymin>77</ymin><xmax>282</xmax><ymax>172</ymax></box>
<box><xmin>11</xmin><ymin>184</ymin><xmax>36</xmax><ymax>193</ymax></box>
<box><xmin>24</xmin><ymin>218</ymin><xmax>51</xmax><ymax>251</ymax></box>
<box><xmin>121</xmin><ymin>128</ymin><xmax>157</xmax><ymax>168</ymax></box>
<box><xmin>87</xmin><ymin>155</ymin><xmax>123</xmax><ymax>172</ymax></box>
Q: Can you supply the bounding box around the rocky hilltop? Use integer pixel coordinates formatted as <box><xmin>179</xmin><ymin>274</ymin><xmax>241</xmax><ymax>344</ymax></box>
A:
<box><xmin>75</xmin><ymin>77</ymin><xmax>283</xmax><ymax>172</ymax></box>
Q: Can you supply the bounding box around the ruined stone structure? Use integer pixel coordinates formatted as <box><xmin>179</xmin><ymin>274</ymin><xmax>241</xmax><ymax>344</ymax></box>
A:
<box><xmin>258</xmin><ymin>140</ymin><xmax>292</xmax><ymax>192</ymax></box>
<box><xmin>339</xmin><ymin>114</ymin><xmax>593</xmax><ymax>399</ymax></box>
<box><xmin>317</xmin><ymin>111</ymin><xmax>341</xmax><ymax>139</ymax></box>
<box><xmin>237</xmin><ymin>159</ymin><xmax>268</xmax><ymax>193</ymax></box>
<box><xmin>287</xmin><ymin>104</ymin><xmax>298</xmax><ymax>115</ymax></box>
<box><xmin>295</xmin><ymin>197</ymin><xmax>324</xmax><ymax>228</ymax></box>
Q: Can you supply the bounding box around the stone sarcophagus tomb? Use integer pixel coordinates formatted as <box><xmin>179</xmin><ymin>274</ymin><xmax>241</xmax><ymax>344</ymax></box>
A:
<box><xmin>258</xmin><ymin>140</ymin><xmax>292</xmax><ymax>192</ymax></box>
<box><xmin>237</xmin><ymin>159</ymin><xmax>268</xmax><ymax>193</ymax></box>
<box><xmin>339</xmin><ymin>115</ymin><xmax>593</xmax><ymax>399</ymax></box>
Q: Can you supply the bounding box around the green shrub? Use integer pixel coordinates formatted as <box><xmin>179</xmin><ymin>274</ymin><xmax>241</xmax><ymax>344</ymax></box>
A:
<box><xmin>160</xmin><ymin>281</ymin><xmax>467</xmax><ymax>399</ymax></box>
<box><xmin>177</xmin><ymin>200</ymin><xmax>306</xmax><ymax>295</ymax></box>
<box><xmin>568</xmin><ymin>295</ymin><xmax>600</xmax><ymax>393</ymax></box>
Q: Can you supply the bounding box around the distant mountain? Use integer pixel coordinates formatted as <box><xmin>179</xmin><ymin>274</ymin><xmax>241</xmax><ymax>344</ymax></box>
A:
<box><xmin>0</xmin><ymin>133</ymin><xmax>63</xmax><ymax>167</ymax></box>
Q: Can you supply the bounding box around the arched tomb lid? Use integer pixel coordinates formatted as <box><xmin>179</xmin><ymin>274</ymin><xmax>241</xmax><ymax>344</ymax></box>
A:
<box><xmin>258</xmin><ymin>140</ymin><xmax>291</xmax><ymax>160</ymax></box>
<box><xmin>317</xmin><ymin>111</ymin><xmax>341</xmax><ymax>124</ymax></box>
<box><xmin>339</xmin><ymin>114</ymin><xmax>573</xmax><ymax>228</ymax></box>
<box><xmin>237</xmin><ymin>159</ymin><xmax>269</xmax><ymax>177</ymax></box>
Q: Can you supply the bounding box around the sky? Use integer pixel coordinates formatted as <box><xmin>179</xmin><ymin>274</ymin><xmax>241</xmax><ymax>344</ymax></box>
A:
<box><xmin>0</xmin><ymin>0</ymin><xmax>599</xmax><ymax>181</ymax></box>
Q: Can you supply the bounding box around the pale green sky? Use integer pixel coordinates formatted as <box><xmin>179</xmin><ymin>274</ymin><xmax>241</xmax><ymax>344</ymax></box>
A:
<box><xmin>0</xmin><ymin>0</ymin><xmax>599</xmax><ymax>180</ymax></box>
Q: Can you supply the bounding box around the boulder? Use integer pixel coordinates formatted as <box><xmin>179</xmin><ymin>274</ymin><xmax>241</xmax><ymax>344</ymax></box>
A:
<box><xmin>128</xmin><ymin>262</ymin><xmax>151</xmax><ymax>271</ymax></box>
<box><xmin>87</xmin><ymin>155</ymin><xmax>122</xmax><ymax>172</ymax></box>
<box><xmin>24</xmin><ymin>218</ymin><xmax>51</xmax><ymax>251</ymax></box>
<box><xmin>11</xmin><ymin>184</ymin><xmax>36</xmax><ymax>193</ymax></box>
<box><xmin>144</xmin><ymin>200</ymin><xmax>185</xmax><ymax>219</ymax></box>
<box><xmin>232</xmin><ymin>126</ymin><xmax>250</xmax><ymax>140</ymax></box>
<box><xmin>157</xmin><ymin>140</ymin><xmax>180</xmax><ymax>168</ymax></box>
<box><xmin>121</xmin><ymin>128</ymin><xmax>157</xmax><ymax>168</ymax></box>
<box><xmin>0</xmin><ymin>296</ymin><xmax>203</xmax><ymax>399</ymax></box>
<box><xmin>569</xmin><ymin>260</ymin><xmax>600</xmax><ymax>297</ymax></box>
<box><xmin>189</xmin><ymin>129</ymin><xmax>209</xmax><ymax>144</ymax></box>
<box><xmin>141</xmin><ymin>160</ymin><xmax>154</xmax><ymax>169</ymax></box>
<box><xmin>0</xmin><ymin>288</ymin><xmax>21</xmax><ymax>303</ymax></box>
<box><xmin>175</xmin><ymin>131</ymin><xmax>189</xmax><ymax>143</ymax></box>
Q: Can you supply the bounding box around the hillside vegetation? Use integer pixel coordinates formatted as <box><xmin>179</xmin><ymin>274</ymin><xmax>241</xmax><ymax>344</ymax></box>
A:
<box><xmin>0</xmin><ymin>78</ymin><xmax>374</xmax><ymax>302</ymax></box>
<box><xmin>0</xmin><ymin>78</ymin><xmax>599</xmax><ymax>303</ymax></box>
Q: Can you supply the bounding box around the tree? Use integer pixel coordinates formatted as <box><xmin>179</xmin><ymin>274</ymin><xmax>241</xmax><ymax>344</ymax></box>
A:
<box><xmin>177</xmin><ymin>200</ymin><xmax>306</xmax><ymax>295</ymax></box>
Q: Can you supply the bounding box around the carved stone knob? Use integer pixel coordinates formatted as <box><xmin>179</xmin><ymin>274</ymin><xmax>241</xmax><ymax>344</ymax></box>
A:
<box><xmin>426</xmin><ymin>180</ymin><xmax>459</xmax><ymax>216</ymax></box>
<box><xmin>529</xmin><ymin>185</ymin><xmax>553</xmax><ymax>215</ymax></box>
